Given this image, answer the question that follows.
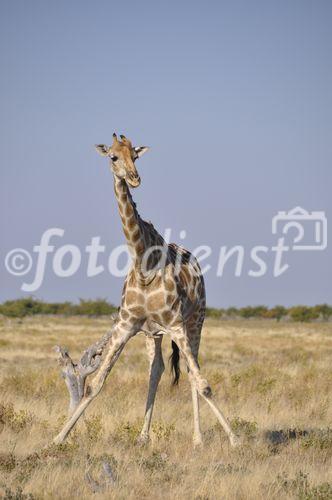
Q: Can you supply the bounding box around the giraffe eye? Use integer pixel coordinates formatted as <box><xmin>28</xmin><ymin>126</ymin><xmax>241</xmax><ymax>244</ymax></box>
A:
<box><xmin>110</xmin><ymin>154</ymin><xmax>118</xmax><ymax>162</ymax></box>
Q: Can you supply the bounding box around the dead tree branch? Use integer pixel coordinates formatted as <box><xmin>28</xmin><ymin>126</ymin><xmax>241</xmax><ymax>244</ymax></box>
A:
<box><xmin>54</xmin><ymin>313</ymin><xmax>118</xmax><ymax>416</ymax></box>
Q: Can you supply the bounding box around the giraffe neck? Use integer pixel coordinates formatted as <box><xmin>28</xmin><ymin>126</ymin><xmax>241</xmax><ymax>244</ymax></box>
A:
<box><xmin>113</xmin><ymin>175</ymin><xmax>145</xmax><ymax>260</ymax></box>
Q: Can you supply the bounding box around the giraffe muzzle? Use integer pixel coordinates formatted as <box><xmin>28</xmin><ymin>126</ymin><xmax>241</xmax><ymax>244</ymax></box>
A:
<box><xmin>127</xmin><ymin>173</ymin><xmax>141</xmax><ymax>188</ymax></box>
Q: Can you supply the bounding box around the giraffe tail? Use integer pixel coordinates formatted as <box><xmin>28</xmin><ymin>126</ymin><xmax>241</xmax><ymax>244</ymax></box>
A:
<box><xmin>169</xmin><ymin>341</ymin><xmax>181</xmax><ymax>385</ymax></box>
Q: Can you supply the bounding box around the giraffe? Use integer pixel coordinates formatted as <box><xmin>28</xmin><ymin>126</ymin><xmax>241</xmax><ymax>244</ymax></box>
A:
<box><xmin>53</xmin><ymin>133</ymin><xmax>238</xmax><ymax>447</ymax></box>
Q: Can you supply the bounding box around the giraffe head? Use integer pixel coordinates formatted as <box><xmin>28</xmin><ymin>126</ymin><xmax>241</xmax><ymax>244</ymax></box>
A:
<box><xmin>95</xmin><ymin>133</ymin><xmax>149</xmax><ymax>188</ymax></box>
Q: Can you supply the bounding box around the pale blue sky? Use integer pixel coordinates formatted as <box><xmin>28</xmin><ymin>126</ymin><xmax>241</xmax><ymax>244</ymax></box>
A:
<box><xmin>1</xmin><ymin>0</ymin><xmax>331</xmax><ymax>307</ymax></box>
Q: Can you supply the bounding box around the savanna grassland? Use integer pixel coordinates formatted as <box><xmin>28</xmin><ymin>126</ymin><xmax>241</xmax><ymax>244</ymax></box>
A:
<box><xmin>0</xmin><ymin>316</ymin><xmax>331</xmax><ymax>499</ymax></box>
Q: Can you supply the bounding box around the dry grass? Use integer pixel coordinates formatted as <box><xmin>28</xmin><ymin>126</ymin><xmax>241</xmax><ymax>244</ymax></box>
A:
<box><xmin>0</xmin><ymin>316</ymin><xmax>331</xmax><ymax>499</ymax></box>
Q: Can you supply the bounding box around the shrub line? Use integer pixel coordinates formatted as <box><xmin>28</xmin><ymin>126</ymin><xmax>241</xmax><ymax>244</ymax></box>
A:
<box><xmin>0</xmin><ymin>298</ymin><xmax>331</xmax><ymax>322</ymax></box>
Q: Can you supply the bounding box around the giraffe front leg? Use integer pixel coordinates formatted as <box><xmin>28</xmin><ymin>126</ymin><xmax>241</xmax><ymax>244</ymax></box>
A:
<box><xmin>53</xmin><ymin>317</ymin><xmax>142</xmax><ymax>444</ymax></box>
<box><xmin>137</xmin><ymin>336</ymin><xmax>164</xmax><ymax>445</ymax></box>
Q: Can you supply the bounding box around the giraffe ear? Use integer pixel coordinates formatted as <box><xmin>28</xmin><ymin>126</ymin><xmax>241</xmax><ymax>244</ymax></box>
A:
<box><xmin>134</xmin><ymin>146</ymin><xmax>149</xmax><ymax>158</ymax></box>
<box><xmin>95</xmin><ymin>144</ymin><xmax>110</xmax><ymax>156</ymax></box>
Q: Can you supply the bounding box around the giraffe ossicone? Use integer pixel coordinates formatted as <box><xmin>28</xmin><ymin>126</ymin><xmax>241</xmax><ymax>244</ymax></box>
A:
<box><xmin>53</xmin><ymin>133</ymin><xmax>239</xmax><ymax>448</ymax></box>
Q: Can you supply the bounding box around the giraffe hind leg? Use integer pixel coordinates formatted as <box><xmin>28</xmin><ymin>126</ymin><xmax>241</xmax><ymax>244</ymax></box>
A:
<box><xmin>138</xmin><ymin>335</ymin><xmax>164</xmax><ymax>444</ymax></box>
<box><xmin>189</xmin><ymin>372</ymin><xmax>203</xmax><ymax>446</ymax></box>
<box><xmin>170</xmin><ymin>328</ymin><xmax>239</xmax><ymax>447</ymax></box>
<box><xmin>186</xmin><ymin>323</ymin><xmax>203</xmax><ymax>446</ymax></box>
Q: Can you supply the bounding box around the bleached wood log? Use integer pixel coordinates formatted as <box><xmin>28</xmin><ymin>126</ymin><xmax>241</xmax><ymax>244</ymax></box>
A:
<box><xmin>54</xmin><ymin>313</ymin><xmax>118</xmax><ymax>416</ymax></box>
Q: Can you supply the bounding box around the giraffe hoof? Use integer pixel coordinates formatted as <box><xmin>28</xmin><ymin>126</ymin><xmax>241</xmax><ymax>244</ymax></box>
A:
<box><xmin>136</xmin><ymin>433</ymin><xmax>150</xmax><ymax>447</ymax></box>
<box><xmin>197</xmin><ymin>379</ymin><xmax>212</xmax><ymax>398</ymax></box>
<box><xmin>229</xmin><ymin>434</ymin><xmax>242</xmax><ymax>448</ymax></box>
<box><xmin>193</xmin><ymin>436</ymin><xmax>204</xmax><ymax>448</ymax></box>
<box><xmin>203</xmin><ymin>385</ymin><xmax>212</xmax><ymax>398</ymax></box>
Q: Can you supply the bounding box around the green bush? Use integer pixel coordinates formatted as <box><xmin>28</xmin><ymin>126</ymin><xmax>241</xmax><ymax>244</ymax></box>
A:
<box><xmin>74</xmin><ymin>299</ymin><xmax>117</xmax><ymax>316</ymax></box>
<box><xmin>263</xmin><ymin>305</ymin><xmax>287</xmax><ymax>321</ymax></box>
<box><xmin>0</xmin><ymin>298</ymin><xmax>43</xmax><ymax>318</ymax></box>
<box><xmin>0</xmin><ymin>297</ymin><xmax>116</xmax><ymax>318</ymax></box>
<box><xmin>226</xmin><ymin>307</ymin><xmax>238</xmax><ymax>317</ymax></box>
<box><xmin>206</xmin><ymin>307</ymin><xmax>223</xmax><ymax>319</ymax></box>
<box><xmin>239</xmin><ymin>305</ymin><xmax>268</xmax><ymax>319</ymax></box>
<box><xmin>40</xmin><ymin>301</ymin><xmax>75</xmax><ymax>315</ymax></box>
<box><xmin>230</xmin><ymin>416</ymin><xmax>258</xmax><ymax>439</ymax></box>
<box><xmin>313</xmin><ymin>304</ymin><xmax>332</xmax><ymax>321</ymax></box>
<box><xmin>289</xmin><ymin>306</ymin><xmax>320</xmax><ymax>323</ymax></box>
<box><xmin>0</xmin><ymin>299</ymin><xmax>330</xmax><ymax>322</ymax></box>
